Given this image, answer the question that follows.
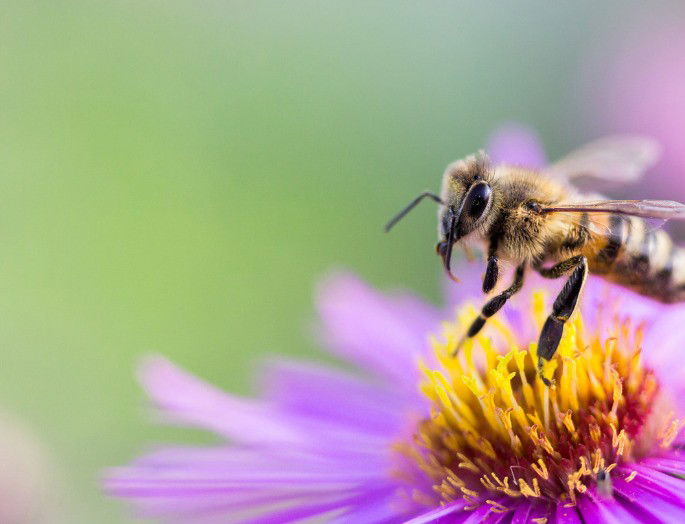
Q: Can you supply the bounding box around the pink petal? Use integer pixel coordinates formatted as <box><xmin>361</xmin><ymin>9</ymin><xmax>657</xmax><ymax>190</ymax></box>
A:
<box><xmin>316</xmin><ymin>272</ymin><xmax>440</xmax><ymax>389</ymax></box>
<box><xmin>260</xmin><ymin>359</ymin><xmax>418</xmax><ymax>435</ymax></box>
<box><xmin>486</xmin><ymin>123</ymin><xmax>547</xmax><ymax>169</ymax></box>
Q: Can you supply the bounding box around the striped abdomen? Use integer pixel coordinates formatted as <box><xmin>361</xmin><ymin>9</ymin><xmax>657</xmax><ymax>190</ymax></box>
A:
<box><xmin>582</xmin><ymin>214</ymin><xmax>685</xmax><ymax>303</ymax></box>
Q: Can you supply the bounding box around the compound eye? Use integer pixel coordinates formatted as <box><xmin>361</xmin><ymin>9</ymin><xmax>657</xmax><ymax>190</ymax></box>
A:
<box><xmin>464</xmin><ymin>182</ymin><xmax>492</xmax><ymax>220</ymax></box>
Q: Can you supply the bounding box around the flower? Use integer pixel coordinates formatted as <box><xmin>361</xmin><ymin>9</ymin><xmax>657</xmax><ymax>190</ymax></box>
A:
<box><xmin>104</xmin><ymin>128</ymin><xmax>685</xmax><ymax>521</ymax></box>
<box><xmin>104</xmin><ymin>259</ymin><xmax>685</xmax><ymax>522</ymax></box>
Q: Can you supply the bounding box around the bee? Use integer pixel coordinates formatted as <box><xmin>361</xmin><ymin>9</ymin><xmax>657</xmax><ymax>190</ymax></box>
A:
<box><xmin>386</xmin><ymin>136</ymin><xmax>685</xmax><ymax>385</ymax></box>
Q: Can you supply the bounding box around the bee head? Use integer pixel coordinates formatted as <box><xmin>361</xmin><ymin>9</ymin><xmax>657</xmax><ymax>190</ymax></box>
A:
<box><xmin>384</xmin><ymin>152</ymin><xmax>494</xmax><ymax>282</ymax></box>
<box><xmin>435</xmin><ymin>154</ymin><xmax>494</xmax><ymax>276</ymax></box>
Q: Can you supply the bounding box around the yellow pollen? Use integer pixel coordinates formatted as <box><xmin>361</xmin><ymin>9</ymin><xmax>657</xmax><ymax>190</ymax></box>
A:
<box><xmin>397</xmin><ymin>290</ymin><xmax>669</xmax><ymax>510</ymax></box>
<box><xmin>518</xmin><ymin>478</ymin><xmax>541</xmax><ymax>498</ymax></box>
<box><xmin>460</xmin><ymin>486</ymin><xmax>478</xmax><ymax>498</ymax></box>
<box><xmin>456</xmin><ymin>453</ymin><xmax>479</xmax><ymax>474</ymax></box>
<box><xmin>531</xmin><ymin>458</ymin><xmax>549</xmax><ymax>480</ymax></box>
<box><xmin>659</xmin><ymin>417</ymin><xmax>685</xmax><ymax>448</ymax></box>
<box><xmin>486</xmin><ymin>500</ymin><xmax>510</xmax><ymax>513</ymax></box>
<box><xmin>625</xmin><ymin>471</ymin><xmax>637</xmax><ymax>482</ymax></box>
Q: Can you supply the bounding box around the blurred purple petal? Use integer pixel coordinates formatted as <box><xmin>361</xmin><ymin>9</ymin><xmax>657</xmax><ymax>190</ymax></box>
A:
<box><xmin>486</xmin><ymin>123</ymin><xmax>547</xmax><ymax>168</ymax></box>
<box><xmin>316</xmin><ymin>272</ymin><xmax>440</xmax><ymax>389</ymax></box>
<box><xmin>442</xmin><ymin>260</ymin><xmax>484</xmax><ymax>309</ymax></box>
<box><xmin>404</xmin><ymin>501</ymin><xmax>466</xmax><ymax>524</ymax></box>
<box><xmin>260</xmin><ymin>359</ymin><xmax>416</xmax><ymax>435</ymax></box>
<box><xmin>139</xmin><ymin>356</ymin><xmax>308</xmax><ymax>446</ymax></box>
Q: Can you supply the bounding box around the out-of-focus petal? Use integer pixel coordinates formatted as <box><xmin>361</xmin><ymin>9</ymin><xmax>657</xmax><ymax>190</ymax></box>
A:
<box><xmin>486</xmin><ymin>123</ymin><xmax>547</xmax><ymax>169</ymax></box>
<box><xmin>233</xmin><ymin>485</ymin><xmax>396</xmax><ymax>524</ymax></box>
<box><xmin>139</xmin><ymin>356</ymin><xmax>396</xmax><ymax>454</ymax></box>
<box><xmin>327</xmin><ymin>488</ymin><xmax>400</xmax><ymax>524</ymax></box>
<box><xmin>260</xmin><ymin>359</ymin><xmax>415</xmax><ymax>435</ymax></box>
<box><xmin>139</xmin><ymin>356</ymin><xmax>307</xmax><ymax>446</ymax></box>
<box><xmin>105</xmin><ymin>444</ymin><xmax>395</xmax><ymax>522</ymax></box>
<box><xmin>316</xmin><ymin>273</ymin><xmax>440</xmax><ymax>389</ymax></box>
<box><xmin>442</xmin><ymin>261</ymin><xmax>485</xmax><ymax>311</ymax></box>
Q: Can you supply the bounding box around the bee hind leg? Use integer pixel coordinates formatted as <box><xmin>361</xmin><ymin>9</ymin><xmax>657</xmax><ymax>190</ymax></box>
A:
<box><xmin>535</xmin><ymin>256</ymin><xmax>588</xmax><ymax>386</ymax></box>
<box><xmin>453</xmin><ymin>263</ymin><xmax>525</xmax><ymax>356</ymax></box>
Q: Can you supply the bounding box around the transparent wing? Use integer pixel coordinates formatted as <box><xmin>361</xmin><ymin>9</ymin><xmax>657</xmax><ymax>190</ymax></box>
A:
<box><xmin>550</xmin><ymin>211</ymin><xmax>613</xmax><ymax>238</ymax></box>
<box><xmin>542</xmin><ymin>199</ymin><xmax>685</xmax><ymax>220</ymax></box>
<box><xmin>544</xmin><ymin>136</ymin><xmax>661</xmax><ymax>184</ymax></box>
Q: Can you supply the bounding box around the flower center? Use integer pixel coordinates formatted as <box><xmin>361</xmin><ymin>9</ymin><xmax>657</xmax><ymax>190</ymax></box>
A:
<box><xmin>397</xmin><ymin>291</ymin><xmax>680</xmax><ymax>511</ymax></box>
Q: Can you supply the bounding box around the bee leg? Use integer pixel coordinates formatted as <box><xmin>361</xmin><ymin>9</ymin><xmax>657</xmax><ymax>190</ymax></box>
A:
<box><xmin>453</xmin><ymin>264</ymin><xmax>525</xmax><ymax>356</ymax></box>
<box><xmin>483</xmin><ymin>250</ymin><xmax>499</xmax><ymax>294</ymax></box>
<box><xmin>534</xmin><ymin>255</ymin><xmax>585</xmax><ymax>279</ymax></box>
<box><xmin>536</xmin><ymin>256</ymin><xmax>588</xmax><ymax>386</ymax></box>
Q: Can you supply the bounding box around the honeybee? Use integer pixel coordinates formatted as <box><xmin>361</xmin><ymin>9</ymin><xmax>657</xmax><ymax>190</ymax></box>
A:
<box><xmin>386</xmin><ymin>136</ymin><xmax>685</xmax><ymax>385</ymax></box>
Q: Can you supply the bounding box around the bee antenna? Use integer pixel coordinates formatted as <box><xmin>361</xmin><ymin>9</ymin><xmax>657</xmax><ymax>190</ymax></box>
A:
<box><xmin>384</xmin><ymin>191</ymin><xmax>445</xmax><ymax>232</ymax></box>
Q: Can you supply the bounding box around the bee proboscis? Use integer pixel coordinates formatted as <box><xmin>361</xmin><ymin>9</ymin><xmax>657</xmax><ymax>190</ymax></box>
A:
<box><xmin>386</xmin><ymin>136</ymin><xmax>685</xmax><ymax>385</ymax></box>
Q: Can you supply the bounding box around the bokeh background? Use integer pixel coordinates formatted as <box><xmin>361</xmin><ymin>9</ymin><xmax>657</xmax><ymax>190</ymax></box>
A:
<box><xmin>2</xmin><ymin>1</ymin><xmax>685</xmax><ymax>521</ymax></box>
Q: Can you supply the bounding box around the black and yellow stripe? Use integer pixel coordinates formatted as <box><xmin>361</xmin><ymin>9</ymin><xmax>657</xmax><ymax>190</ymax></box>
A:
<box><xmin>584</xmin><ymin>214</ymin><xmax>685</xmax><ymax>303</ymax></box>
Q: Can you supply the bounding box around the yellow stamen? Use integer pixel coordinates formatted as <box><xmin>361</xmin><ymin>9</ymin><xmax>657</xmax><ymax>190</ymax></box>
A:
<box><xmin>399</xmin><ymin>291</ymin><xmax>665</xmax><ymax>510</ymax></box>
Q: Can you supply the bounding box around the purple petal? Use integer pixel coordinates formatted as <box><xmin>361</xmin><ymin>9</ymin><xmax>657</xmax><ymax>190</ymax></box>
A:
<box><xmin>328</xmin><ymin>488</ymin><xmax>404</xmax><ymax>523</ymax></box>
<box><xmin>643</xmin><ymin>308</ymin><xmax>685</xmax><ymax>404</ymax></box>
<box><xmin>613</xmin><ymin>471</ymin><xmax>685</xmax><ymax>520</ymax></box>
<box><xmin>524</xmin><ymin>500</ymin><xmax>553</xmax><ymax>522</ymax></box>
<box><xmin>552</xmin><ymin>503</ymin><xmax>583</xmax><ymax>524</ymax></box>
<box><xmin>576</xmin><ymin>493</ymin><xmax>642</xmax><ymax>524</ymax></box>
<box><xmin>316</xmin><ymin>273</ymin><xmax>440</xmax><ymax>389</ymax></box>
<box><xmin>404</xmin><ymin>501</ymin><xmax>466</xmax><ymax>524</ymax></box>
<box><xmin>138</xmin><ymin>356</ymin><xmax>308</xmax><ymax>445</ymax></box>
<box><xmin>486</xmin><ymin>123</ymin><xmax>547</xmax><ymax>169</ymax></box>
<box><xmin>241</xmin><ymin>486</ymin><xmax>396</xmax><ymax>524</ymax></box>
<box><xmin>104</xmin><ymin>445</ymin><xmax>399</xmax><ymax>521</ymax></box>
<box><xmin>639</xmin><ymin>453</ymin><xmax>685</xmax><ymax>477</ymax></box>
<box><xmin>138</xmin><ymin>357</ymin><xmax>396</xmax><ymax>453</ymax></box>
<box><xmin>442</xmin><ymin>262</ymin><xmax>485</xmax><ymax>312</ymax></box>
<box><xmin>510</xmin><ymin>501</ymin><xmax>533</xmax><ymax>524</ymax></box>
<box><xmin>459</xmin><ymin>501</ymin><xmax>508</xmax><ymax>524</ymax></box>
<box><xmin>260</xmin><ymin>359</ymin><xmax>417</xmax><ymax>436</ymax></box>
<box><xmin>625</xmin><ymin>465</ymin><xmax>685</xmax><ymax>507</ymax></box>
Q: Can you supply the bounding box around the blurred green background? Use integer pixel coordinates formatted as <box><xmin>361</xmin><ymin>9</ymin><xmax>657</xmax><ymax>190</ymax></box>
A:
<box><xmin>1</xmin><ymin>1</ymin><xmax>684</xmax><ymax>521</ymax></box>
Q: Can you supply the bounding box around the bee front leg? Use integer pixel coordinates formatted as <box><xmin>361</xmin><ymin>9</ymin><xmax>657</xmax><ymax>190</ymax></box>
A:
<box><xmin>535</xmin><ymin>256</ymin><xmax>588</xmax><ymax>386</ymax></box>
<box><xmin>483</xmin><ymin>248</ymin><xmax>499</xmax><ymax>294</ymax></box>
<box><xmin>453</xmin><ymin>263</ymin><xmax>525</xmax><ymax>356</ymax></box>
